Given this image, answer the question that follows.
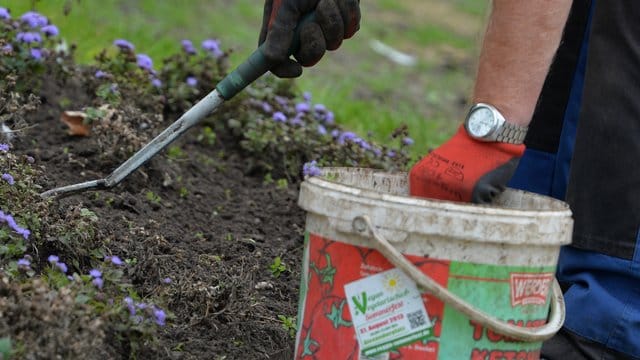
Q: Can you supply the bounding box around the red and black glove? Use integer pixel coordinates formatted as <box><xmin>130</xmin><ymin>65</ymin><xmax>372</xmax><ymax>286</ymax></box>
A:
<box><xmin>409</xmin><ymin>125</ymin><xmax>525</xmax><ymax>204</ymax></box>
<box><xmin>260</xmin><ymin>0</ymin><xmax>360</xmax><ymax>78</ymax></box>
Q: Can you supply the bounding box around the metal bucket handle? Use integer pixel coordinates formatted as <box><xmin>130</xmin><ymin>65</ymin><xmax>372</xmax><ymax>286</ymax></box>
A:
<box><xmin>352</xmin><ymin>215</ymin><xmax>565</xmax><ymax>342</ymax></box>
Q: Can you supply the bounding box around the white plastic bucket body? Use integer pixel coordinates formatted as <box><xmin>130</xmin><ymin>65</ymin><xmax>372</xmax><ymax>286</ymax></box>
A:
<box><xmin>294</xmin><ymin>168</ymin><xmax>573</xmax><ymax>360</ymax></box>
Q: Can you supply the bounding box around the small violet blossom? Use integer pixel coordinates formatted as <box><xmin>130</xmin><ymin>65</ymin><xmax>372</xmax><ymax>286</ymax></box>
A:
<box><xmin>154</xmin><ymin>307</ymin><xmax>166</xmax><ymax>326</ymax></box>
<box><xmin>290</xmin><ymin>113</ymin><xmax>304</xmax><ymax>126</ymax></box>
<box><xmin>186</xmin><ymin>76</ymin><xmax>197</xmax><ymax>87</ymax></box>
<box><xmin>2</xmin><ymin>173</ymin><xmax>15</xmax><ymax>185</ymax></box>
<box><xmin>295</xmin><ymin>102</ymin><xmax>310</xmax><ymax>114</ymax></box>
<box><xmin>272</xmin><ymin>111</ymin><xmax>287</xmax><ymax>123</ymax></box>
<box><xmin>261</xmin><ymin>102</ymin><xmax>272</xmax><ymax>113</ymax></box>
<box><xmin>113</xmin><ymin>39</ymin><xmax>135</xmax><ymax>51</ymax></box>
<box><xmin>94</xmin><ymin>70</ymin><xmax>108</xmax><ymax>79</ymax></box>
<box><xmin>41</xmin><ymin>24</ymin><xmax>59</xmax><ymax>37</ymax></box>
<box><xmin>92</xmin><ymin>277</ymin><xmax>104</xmax><ymax>289</ymax></box>
<box><xmin>106</xmin><ymin>255</ymin><xmax>124</xmax><ymax>266</ymax></box>
<box><xmin>302</xmin><ymin>160</ymin><xmax>322</xmax><ymax>177</ymax></box>
<box><xmin>0</xmin><ymin>7</ymin><xmax>10</xmax><ymax>20</ymax></box>
<box><xmin>181</xmin><ymin>39</ymin><xmax>196</xmax><ymax>55</ymax></box>
<box><xmin>0</xmin><ymin>210</ymin><xmax>30</xmax><ymax>240</ymax></box>
<box><xmin>151</xmin><ymin>78</ymin><xmax>162</xmax><ymax>88</ymax></box>
<box><xmin>162</xmin><ymin>277</ymin><xmax>172</xmax><ymax>284</ymax></box>
<box><xmin>0</xmin><ymin>143</ymin><xmax>9</xmax><ymax>152</ymax></box>
<box><xmin>136</xmin><ymin>54</ymin><xmax>153</xmax><ymax>71</ymax></box>
<box><xmin>303</xmin><ymin>91</ymin><xmax>312</xmax><ymax>102</ymax></box>
<box><xmin>338</xmin><ymin>131</ymin><xmax>358</xmax><ymax>145</ymax></box>
<box><xmin>317</xmin><ymin>124</ymin><xmax>327</xmax><ymax>136</ymax></box>
<box><xmin>30</xmin><ymin>48</ymin><xmax>43</xmax><ymax>61</ymax></box>
<box><xmin>17</xmin><ymin>258</ymin><xmax>31</xmax><ymax>269</ymax></box>
<box><xmin>1</xmin><ymin>44</ymin><xmax>12</xmax><ymax>54</ymax></box>
<box><xmin>201</xmin><ymin>39</ymin><xmax>223</xmax><ymax>57</ymax></box>
<box><xmin>89</xmin><ymin>269</ymin><xmax>102</xmax><ymax>278</ymax></box>
<box><xmin>21</xmin><ymin>11</ymin><xmax>48</xmax><ymax>28</ymax></box>
<box><xmin>16</xmin><ymin>32</ymin><xmax>42</xmax><ymax>44</ymax></box>
<box><xmin>402</xmin><ymin>137</ymin><xmax>414</xmax><ymax>146</ymax></box>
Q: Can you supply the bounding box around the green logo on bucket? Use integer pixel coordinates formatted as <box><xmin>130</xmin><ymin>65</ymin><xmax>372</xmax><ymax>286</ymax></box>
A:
<box><xmin>352</xmin><ymin>292</ymin><xmax>368</xmax><ymax>315</ymax></box>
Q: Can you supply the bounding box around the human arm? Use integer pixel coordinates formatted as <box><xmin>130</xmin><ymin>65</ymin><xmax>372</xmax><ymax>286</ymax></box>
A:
<box><xmin>259</xmin><ymin>0</ymin><xmax>360</xmax><ymax>78</ymax></box>
<box><xmin>409</xmin><ymin>0</ymin><xmax>572</xmax><ymax>203</ymax></box>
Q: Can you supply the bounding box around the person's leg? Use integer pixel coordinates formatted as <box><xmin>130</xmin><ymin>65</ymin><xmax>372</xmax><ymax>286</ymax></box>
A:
<box><xmin>542</xmin><ymin>328</ymin><xmax>638</xmax><ymax>360</ymax></box>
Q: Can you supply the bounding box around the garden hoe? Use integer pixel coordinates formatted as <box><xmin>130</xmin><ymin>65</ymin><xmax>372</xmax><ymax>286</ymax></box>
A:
<box><xmin>40</xmin><ymin>14</ymin><xmax>314</xmax><ymax>199</ymax></box>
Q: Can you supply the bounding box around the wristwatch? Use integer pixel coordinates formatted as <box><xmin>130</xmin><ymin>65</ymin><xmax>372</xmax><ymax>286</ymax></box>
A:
<box><xmin>464</xmin><ymin>103</ymin><xmax>528</xmax><ymax>144</ymax></box>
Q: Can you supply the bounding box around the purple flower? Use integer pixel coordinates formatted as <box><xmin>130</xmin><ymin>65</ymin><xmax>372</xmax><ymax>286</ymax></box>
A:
<box><xmin>331</xmin><ymin>129</ymin><xmax>340</xmax><ymax>138</ymax></box>
<box><xmin>272</xmin><ymin>112</ymin><xmax>287</xmax><ymax>123</ymax></box>
<box><xmin>162</xmin><ymin>277</ymin><xmax>172</xmax><ymax>284</ymax></box>
<box><xmin>30</xmin><ymin>48</ymin><xmax>43</xmax><ymax>61</ymax></box>
<box><xmin>324</xmin><ymin>111</ymin><xmax>335</xmax><ymax>124</ymax></box>
<box><xmin>94</xmin><ymin>70</ymin><xmax>108</xmax><ymax>79</ymax></box>
<box><xmin>302</xmin><ymin>160</ymin><xmax>322</xmax><ymax>177</ymax></box>
<box><xmin>89</xmin><ymin>269</ymin><xmax>102</xmax><ymax>278</ymax></box>
<box><xmin>387</xmin><ymin>150</ymin><xmax>396</xmax><ymax>158</ymax></box>
<box><xmin>123</xmin><ymin>297</ymin><xmax>136</xmax><ymax>316</ymax></box>
<box><xmin>275</xmin><ymin>96</ymin><xmax>289</xmax><ymax>108</ymax></box>
<box><xmin>2</xmin><ymin>173</ymin><xmax>14</xmax><ymax>185</ymax></box>
<box><xmin>151</xmin><ymin>78</ymin><xmax>162</xmax><ymax>88</ymax></box>
<box><xmin>303</xmin><ymin>91</ymin><xmax>312</xmax><ymax>102</ymax></box>
<box><xmin>92</xmin><ymin>277</ymin><xmax>104</xmax><ymax>289</ymax></box>
<box><xmin>136</xmin><ymin>54</ymin><xmax>153</xmax><ymax>71</ymax></box>
<box><xmin>0</xmin><ymin>143</ymin><xmax>9</xmax><ymax>152</ymax></box>
<box><xmin>317</xmin><ymin>124</ymin><xmax>327</xmax><ymax>135</ymax></box>
<box><xmin>0</xmin><ymin>210</ymin><xmax>30</xmax><ymax>240</ymax></box>
<box><xmin>20</xmin><ymin>11</ymin><xmax>48</xmax><ymax>28</ymax></box>
<box><xmin>153</xmin><ymin>307</ymin><xmax>166</xmax><ymax>326</ymax></box>
<box><xmin>338</xmin><ymin>131</ymin><xmax>358</xmax><ymax>145</ymax></box>
<box><xmin>402</xmin><ymin>137</ymin><xmax>414</xmax><ymax>146</ymax></box>
<box><xmin>0</xmin><ymin>7</ymin><xmax>10</xmax><ymax>20</ymax></box>
<box><xmin>202</xmin><ymin>39</ymin><xmax>223</xmax><ymax>57</ymax></box>
<box><xmin>261</xmin><ymin>102</ymin><xmax>273</xmax><ymax>113</ymax></box>
<box><xmin>1</xmin><ymin>44</ymin><xmax>12</xmax><ymax>54</ymax></box>
<box><xmin>113</xmin><ymin>39</ymin><xmax>135</xmax><ymax>51</ymax></box>
<box><xmin>106</xmin><ymin>255</ymin><xmax>124</xmax><ymax>266</ymax></box>
<box><xmin>290</xmin><ymin>113</ymin><xmax>304</xmax><ymax>126</ymax></box>
<box><xmin>181</xmin><ymin>39</ymin><xmax>196</xmax><ymax>55</ymax></box>
<box><xmin>16</xmin><ymin>32</ymin><xmax>42</xmax><ymax>44</ymax></box>
<box><xmin>186</xmin><ymin>76</ymin><xmax>197</xmax><ymax>87</ymax></box>
<box><xmin>373</xmin><ymin>148</ymin><xmax>382</xmax><ymax>157</ymax></box>
<box><xmin>295</xmin><ymin>102</ymin><xmax>310</xmax><ymax>114</ymax></box>
<box><xmin>41</xmin><ymin>24</ymin><xmax>59</xmax><ymax>37</ymax></box>
<box><xmin>54</xmin><ymin>261</ymin><xmax>68</xmax><ymax>273</ymax></box>
<box><xmin>48</xmin><ymin>255</ymin><xmax>59</xmax><ymax>263</ymax></box>
<box><xmin>17</xmin><ymin>258</ymin><xmax>30</xmax><ymax>268</ymax></box>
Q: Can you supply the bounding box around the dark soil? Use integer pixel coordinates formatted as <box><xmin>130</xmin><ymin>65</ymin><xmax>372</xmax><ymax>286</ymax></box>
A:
<box><xmin>11</xmin><ymin>71</ymin><xmax>307</xmax><ymax>359</ymax></box>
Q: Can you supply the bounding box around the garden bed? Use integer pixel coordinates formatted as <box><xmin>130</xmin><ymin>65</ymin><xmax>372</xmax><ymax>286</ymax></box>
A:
<box><xmin>0</xmin><ymin>8</ymin><xmax>412</xmax><ymax>359</ymax></box>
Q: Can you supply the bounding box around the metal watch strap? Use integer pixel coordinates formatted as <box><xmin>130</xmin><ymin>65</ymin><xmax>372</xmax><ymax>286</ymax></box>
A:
<box><xmin>495</xmin><ymin>121</ymin><xmax>528</xmax><ymax>144</ymax></box>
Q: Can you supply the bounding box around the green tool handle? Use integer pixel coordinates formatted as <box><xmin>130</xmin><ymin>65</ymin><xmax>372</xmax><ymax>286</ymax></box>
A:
<box><xmin>216</xmin><ymin>12</ymin><xmax>316</xmax><ymax>100</ymax></box>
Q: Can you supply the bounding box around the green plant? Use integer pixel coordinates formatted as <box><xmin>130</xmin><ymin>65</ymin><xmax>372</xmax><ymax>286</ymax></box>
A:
<box><xmin>278</xmin><ymin>314</ymin><xmax>297</xmax><ymax>338</ymax></box>
<box><xmin>145</xmin><ymin>190</ymin><xmax>161</xmax><ymax>204</ymax></box>
<box><xmin>197</xmin><ymin>126</ymin><xmax>216</xmax><ymax>145</ymax></box>
<box><xmin>269</xmin><ymin>256</ymin><xmax>287</xmax><ymax>278</ymax></box>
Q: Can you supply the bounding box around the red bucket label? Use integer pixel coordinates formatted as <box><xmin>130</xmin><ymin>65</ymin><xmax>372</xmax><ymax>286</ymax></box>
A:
<box><xmin>294</xmin><ymin>233</ymin><xmax>555</xmax><ymax>359</ymax></box>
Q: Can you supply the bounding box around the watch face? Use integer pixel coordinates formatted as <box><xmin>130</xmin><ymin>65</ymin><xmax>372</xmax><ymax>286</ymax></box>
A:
<box><xmin>467</xmin><ymin>106</ymin><xmax>496</xmax><ymax>138</ymax></box>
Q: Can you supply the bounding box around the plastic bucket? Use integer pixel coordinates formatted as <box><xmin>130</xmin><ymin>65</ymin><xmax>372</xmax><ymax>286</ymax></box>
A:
<box><xmin>294</xmin><ymin>167</ymin><xmax>573</xmax><ymax>360</ymax></box>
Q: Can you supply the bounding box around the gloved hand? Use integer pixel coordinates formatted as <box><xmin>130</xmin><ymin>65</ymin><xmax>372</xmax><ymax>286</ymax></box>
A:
<box><xmin>409</xmin><ymin>125</ymin><xmax>525</xmax><ymax>204</ymax></box>
<box><xmin>259</xmin><ymin>0</ymin><xmax>360</xmax><ymax>78</ymax></box>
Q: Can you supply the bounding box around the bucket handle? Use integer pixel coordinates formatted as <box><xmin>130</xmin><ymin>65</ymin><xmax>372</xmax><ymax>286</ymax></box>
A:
<box><xmin>352</xmin><ymin>215</ymin><xmax>565</xmax><ymax>342</ymax></box>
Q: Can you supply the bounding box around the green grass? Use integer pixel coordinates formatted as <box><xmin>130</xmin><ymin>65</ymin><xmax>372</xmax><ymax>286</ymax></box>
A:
<box><xmin>5</xmin><ymin>0</ymin><xmax>487</xmax><ymax>161</ymax></box>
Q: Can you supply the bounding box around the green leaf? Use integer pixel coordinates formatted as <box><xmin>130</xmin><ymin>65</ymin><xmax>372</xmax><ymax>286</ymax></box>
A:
<box><xmin>0</xmin><ymin>337</ymin><xmax>11</xmax><ymax>360</ymax></box>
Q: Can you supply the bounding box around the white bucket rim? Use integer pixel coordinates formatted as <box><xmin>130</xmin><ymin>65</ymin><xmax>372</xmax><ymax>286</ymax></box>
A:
<box><xmin>304</xmin><ymin>167</ymin><xmax>572</xmax><ymax>218</ymax></box>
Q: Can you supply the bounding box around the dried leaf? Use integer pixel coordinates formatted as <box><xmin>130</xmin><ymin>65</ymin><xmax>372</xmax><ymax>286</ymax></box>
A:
<box><xmin>61</xmin><ymin>110</ymin><xmax>90</xmax><ymax>136</ymax></box>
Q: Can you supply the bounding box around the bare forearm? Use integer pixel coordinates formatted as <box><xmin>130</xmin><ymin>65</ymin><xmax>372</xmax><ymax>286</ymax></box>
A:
<box><xmin>473</xmin><ymin>0</ymin><xmax>572</xmax><ymax>126</ymax></box>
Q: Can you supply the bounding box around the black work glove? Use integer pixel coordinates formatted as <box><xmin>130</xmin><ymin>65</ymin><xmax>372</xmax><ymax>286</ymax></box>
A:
<box><xmin>259</xmin><ymin>0</ymin><xmax>360</xmax><ymax>78</ymax></box>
